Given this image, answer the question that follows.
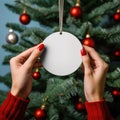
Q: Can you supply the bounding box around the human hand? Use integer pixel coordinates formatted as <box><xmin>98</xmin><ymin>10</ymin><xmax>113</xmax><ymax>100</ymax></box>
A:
<box><xmin>10</xmin><ymin>43</ymin><xmax>44</xmax><ymax>99</ymax></box>
<box><xmin>81</xmin><ymin>46</ymin><xmax>109</xmax><ymax>102</ymax></box>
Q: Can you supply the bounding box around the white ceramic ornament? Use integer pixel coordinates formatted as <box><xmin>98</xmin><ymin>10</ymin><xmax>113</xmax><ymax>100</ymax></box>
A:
<box><xmin>41</xmin><ymin>31</ymin><xmax>82</xmax><ymax>76</ymax></box>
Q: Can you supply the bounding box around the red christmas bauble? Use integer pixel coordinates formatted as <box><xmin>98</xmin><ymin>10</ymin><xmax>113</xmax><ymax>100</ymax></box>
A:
<box><xmin>19</xmin><ymin>13</ymin><xmax>31</xmax><ymax>25</ymax></box>
<box><xmin>34</xmin><ymin>108</ymin><xmax>46</xmax><ymax>120</ymax></box>
<box><xmin>112</xmin><ymin>90</ymin><xmax>120</xmax><ymax>96</ymax></box>
<box><xmin>75</xmin><ymin>102</ymin><xmax>85</xmax><ymax>111</ymax></box>
<box><xmin>113</xmin><ymin>12</ymin><xmax>120</xmax><ymax>21</ymax></box>
<box><xmin>70</xmin><ymin>6</ymin><xmax>82</xmax><ymax>18</ymax></box>
<box><xmin>114</xmin><ymin>50</ymin><xmax>120</xmax><ymax>57</ymax></box>
<box><xmin>32</xmin><ymin>71</ymin><xmax>41</xmax><ymax>80</ymax></box>
<box><xmin>82</xmin><ymin>37</ymin><xmax>95</xmax><ymax>47</ymax></box>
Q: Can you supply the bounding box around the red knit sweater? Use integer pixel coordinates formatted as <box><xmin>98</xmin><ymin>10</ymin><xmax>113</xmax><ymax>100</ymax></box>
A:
<box><xmin>0</xmin><ymin>92</ymin><xmax>29</xmax><ymax>120</ymax></box>
<box><xmin>85</xmin><ymin>100</ymin><xmax>114</xmax><ymax>120</ymax></box>
<box><xmin>0</xmin><ymin>92</ymin><xmax>114</xmax><ymax>120</ymax></box>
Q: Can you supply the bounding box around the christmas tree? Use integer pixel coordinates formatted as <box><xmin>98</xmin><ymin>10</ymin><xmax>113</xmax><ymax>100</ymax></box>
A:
<box><xmin>0</xmin><ymin>0</ymin><xmax>120</xmax><ymax>119</ymax></box>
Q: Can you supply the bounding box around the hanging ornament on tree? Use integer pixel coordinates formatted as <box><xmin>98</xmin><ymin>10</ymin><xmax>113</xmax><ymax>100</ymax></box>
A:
<box><xmin>82</xmin><ymin>34</ymin><xmax>95</xmax><ymax>47</ymax></box>
<box><xmin>19</xmin><ymin>8</ymin><xmax>31</xmax><ymax>25</ymax></box>
<box><xmin>75</xmin><ymin>98</ymin><xmax>85</xmax><ymax>112</ymax></box>
<box><xmin>112</xmin><ymin>89</ymin><xmax>120</xmax><ymax>97</ymax></box>
<box><xmin>32</xmin><ymin>68</ymin><xmax>41</xmax><ymax>80</ymax></box>
<box><xmin>6</xmin><ymin>28</ymin><xmax>18</xmax><ymax>44</ymax></box>
<box><xmin>34</xmin><ymin>105</ymin><xmax>46</xmax><ymax>120</ymax></box>
<box><xmin>113</xmin><ymin>9</ymin><xmax>120</xmax><ymax>21</ymax></box>
<box><xmin>41</xmin><ymin>0</ymin><xmax>82</xmax><ymax>76</ymax></box>
<box><xmin>70</xmin><ymin>0</ymin><xmax>82</xmax><ymax>19</ymax></box>
<box><xmin>114</xmin><ymin>50</ymin><xmax>120</xmax><ymax>57</ymax></box>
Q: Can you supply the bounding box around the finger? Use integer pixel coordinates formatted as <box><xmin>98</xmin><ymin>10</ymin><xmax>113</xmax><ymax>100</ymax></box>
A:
<box><xmin>80</xmin><ymin>47</ymin><xmax>92</xmax><ymax>75</ymax></box>
<box><xmin>81</xmin><ymin>63</ymin><xmax>85</xmax><ymax>72</ymax></box>
<box><xmin>9</xmin><ymin>47</ymin><xmax>35</xmax><ymax>70</ymax></box>
<box><xmin>24</xmin><ymin>43</ymin><xmax>44</xmax><ymax>69</ymax></box>
<box><xmin>83</xmin><ymin>46</ymin><xmax>103</xmax><ymax>63</ymax></box>
<box><xmin>15</xmin><ymin>46</ymin><xmax>36</xmax><ymax>61</ymax></box>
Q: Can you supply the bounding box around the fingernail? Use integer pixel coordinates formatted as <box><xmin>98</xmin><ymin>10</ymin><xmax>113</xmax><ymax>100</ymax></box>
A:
<box><xmin>37</xmin><ymin>44</ymin><xmax>44</xmax><ymax>51</ymax></box>
<box><xmin>81</xmin><ymin>47</ymin><xmax>87</xmax><ymax>56</ymax></box>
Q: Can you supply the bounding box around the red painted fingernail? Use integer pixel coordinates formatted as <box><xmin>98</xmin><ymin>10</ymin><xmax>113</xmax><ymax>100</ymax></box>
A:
<box><xmin>81</xmin><ymin>47</ymin><xmax>87</xmax><ymax>56</ymax></box>
<box><xmin>37</xmin><ymin>44</ymin><xmax>44</xmax><ymax>51</ymax></box>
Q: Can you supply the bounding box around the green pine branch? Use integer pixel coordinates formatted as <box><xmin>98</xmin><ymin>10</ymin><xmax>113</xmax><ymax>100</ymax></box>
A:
<box><xmin>15</xmin><ymin>0</ymin><xmax>58</xmax><ymax>7</ymax></box>
<box><xmin>6</xmin><ymin>22</ymin><xmax>26</xmax><ymax>32</ymax></box>
<box><xmin>88</xmin><ymin>2</ymin><xmax>120</xmax><ymax>20</ymax></box>
<box><xmin>5</xmin><ymin>3</ymin><xmax>22</xmax><ymax>14</ymax></box>
<box><xmin>2</xmin><ymin>55</ymin><xmax>15</xmax><ymax>65</ymax></box>
<box><xmin>41</xmin><ymin>77</ymin><xmax>83</xmax><ymax>104</ymax></box>
<box><xmin>21</xmin><ymin>27</ymin><xmax>49</xmax><ymax>39</ymax></box>
<box><xmin>19</xmin><ymin>38</ymin><xmax>34</xmax><ymax>48</ymax></box>
<box><xmin>2</xmin><ymin>44</ymin><xmax>26</xmax><ymax>53</ymax></box>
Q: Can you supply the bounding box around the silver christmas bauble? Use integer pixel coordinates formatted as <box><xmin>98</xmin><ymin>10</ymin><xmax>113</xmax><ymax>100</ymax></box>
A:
<box><xmin>6</xmin><ymin>29</ymin><xmax>18</xmax><ymax>44</ymax></box>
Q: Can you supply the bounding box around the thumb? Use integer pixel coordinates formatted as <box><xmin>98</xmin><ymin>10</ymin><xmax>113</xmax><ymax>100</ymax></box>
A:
<box><xmin>24</xmin><ymin>43</ymin><xmax>44</xmax><ymax>69</ymax></box>
<box><xmin>81</xmin><ymin>47</ymin><xmax>92</xmax><ymax>75</ymax></box>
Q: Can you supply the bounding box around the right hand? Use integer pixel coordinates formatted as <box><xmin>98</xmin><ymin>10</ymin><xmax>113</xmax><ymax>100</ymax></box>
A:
<box><xmin>10</xmin><ymin>43</ymin><xmax>44</xmax><ymax>99</ymax></box>
<box><xmin>81</xmin><ymin>46</ymin><xmax>109</xmax><ymax>102</ymax></box>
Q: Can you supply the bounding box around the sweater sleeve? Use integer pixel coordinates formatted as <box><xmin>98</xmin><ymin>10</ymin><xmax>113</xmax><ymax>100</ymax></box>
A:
<box><xmin>85</xmin><ymin>100</ymin><xmax>114</xmax><ymax>120</ymax></box>
<box><xmin>0</xmin><ymin>92</ymin><xmax>30</xmax><ymax>120</ymax></box>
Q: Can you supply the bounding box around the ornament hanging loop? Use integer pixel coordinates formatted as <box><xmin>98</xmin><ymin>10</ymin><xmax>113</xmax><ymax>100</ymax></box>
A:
<box><xmin>23</xmin><ymin>7</ymin><xmax>27</xmax><ymax>13</ymax></box>
<box><xmin>76</xmin><ymin>0</ymin><xmax>80</xmax><ymax>6</ymax></box>
<box><xmin>59</xmin><ymin>0</ymin><xmax>64</xmax><ymax>34</ymax></box>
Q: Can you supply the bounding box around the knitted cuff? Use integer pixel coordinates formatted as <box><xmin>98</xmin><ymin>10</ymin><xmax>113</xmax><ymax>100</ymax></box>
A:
<box><xmin>0</xmin><ymin>92</ymin><xmax>30</xmax><ymax>120</ymax></box>
<box><xmin>85</xmin><ymin>100</ymin><xmax>114</xmax><ymax>120</ymax></box>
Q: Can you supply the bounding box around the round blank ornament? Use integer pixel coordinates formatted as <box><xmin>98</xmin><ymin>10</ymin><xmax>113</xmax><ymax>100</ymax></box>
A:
<box><xmin>41</xmin><ymin>31</ymin><xmax>82</xmax><ymax>76</ymax></box>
